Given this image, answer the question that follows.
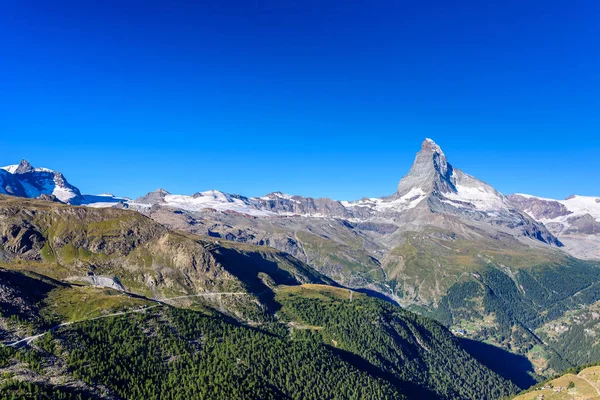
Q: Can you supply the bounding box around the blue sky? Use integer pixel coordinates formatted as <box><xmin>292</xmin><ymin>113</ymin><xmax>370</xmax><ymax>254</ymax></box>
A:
<box><xmin>1</xmin><ymin>1</ymin><xmax>599</xmax><ymax>200</ymax></box>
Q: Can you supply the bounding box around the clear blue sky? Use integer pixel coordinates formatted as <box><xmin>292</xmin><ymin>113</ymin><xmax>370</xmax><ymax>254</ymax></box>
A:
<box><xmin>1</xmin><ymin>1</ymin><xmax>599</xmax><ymax>200</ymax></box>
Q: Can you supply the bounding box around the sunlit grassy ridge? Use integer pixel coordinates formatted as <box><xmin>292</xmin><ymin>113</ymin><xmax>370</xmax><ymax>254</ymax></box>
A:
<box><xmin>513</xmin><ymin>365</ymin><xmax>600</xmax><ymax>400</ymax></box>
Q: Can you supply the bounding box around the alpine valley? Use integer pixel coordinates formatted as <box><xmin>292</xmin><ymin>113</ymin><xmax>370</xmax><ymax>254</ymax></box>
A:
<box><xmin>1</xmin><ymin>139</ymin><xmax>600</xmax><ymax>399</ymax></box>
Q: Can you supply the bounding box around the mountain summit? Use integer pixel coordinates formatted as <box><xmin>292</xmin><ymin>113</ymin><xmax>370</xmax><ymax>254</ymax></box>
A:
<box><xmin>13</xmin><ymin>159</ymin><xmax>35</xmax><ymax>174</ymax></box>
<box><xmin>394</xmin><ymin>138</ymin><xmax>508</xmax><ymax>213</ymax></box>
<box><xmin>396</xmin><ymin>138</ymin><xmax>456</xmax><ymax>197</ymax></box>
<box><xmin>0</xmin><ymin>160</ymin><xmax>83</xmax><ymax>204</ymax></box>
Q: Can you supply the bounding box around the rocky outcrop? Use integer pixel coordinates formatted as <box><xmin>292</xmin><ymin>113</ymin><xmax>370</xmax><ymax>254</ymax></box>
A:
<box><xmin>252</xmin><ymin>193</ymin><xmax>352</xmax><ymax>217</ymax></box>
<box><xmin>508</xmin><ymin>194</ymin><xmax>572</xmax><ymax>220</ymax></box>
<box><xmin>135</xmin><ymin>188</ymin><xmax>171</xmax><ymax>204</ymax></box>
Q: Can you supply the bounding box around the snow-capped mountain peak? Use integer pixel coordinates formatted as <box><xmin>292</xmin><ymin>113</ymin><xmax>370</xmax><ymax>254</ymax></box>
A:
<box><xmin>2</xmin><ymin>159</ymin><xmax>35</xmax><ymax>174</ymax></box>
<box><xmin>0</xmin><ymin>160</ymin><xmax>83</xmax><ymax>204</ymax></box>
<box><xmin>396</xmin><ymin>138</ymin><xmax>456</xmax><ymax>198</ymax></box>
<box><xmin>392</xmin><ymin>138</ymin><xmax>509</xmax><ymax>213</ymax></box>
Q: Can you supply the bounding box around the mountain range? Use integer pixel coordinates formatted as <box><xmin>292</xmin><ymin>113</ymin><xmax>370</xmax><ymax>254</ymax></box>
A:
<box><xmin>4</xmin><ymin>141</ymin><xmax>597</xmax><ymax>265</ymax></box>
<box><xmin>2</xmin><ymin>138</ymin><xmax>600</xmax><ymax>397</ymax></box>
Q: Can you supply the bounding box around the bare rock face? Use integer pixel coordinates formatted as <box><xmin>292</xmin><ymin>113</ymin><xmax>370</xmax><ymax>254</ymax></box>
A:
<box><xmin>508</xmin><ymin>194</ymin><xmax>572</xmax><ymax>220</ymax></box>
<box><xmin>135</xmin><ymin>188</ymin><xmax>171</xmax><ymax>204</ymax></box>
<box><xmin>79</xmin><ymin>274</ymin><xmax>126</xmax><ymax>291</ymax></box>
<box><xmin>396</xmin><ymin>138</ymin><xmax>457</xmax><ymax>197</ymax></box>
<box><xmin>565</xmin><ymin>214</ymin><xmax>600</xmax><ymax>235</ymax></box>
<box><xmin>37</xmin><ymin>193</ymin><xmax>64</xmax><ymax>203</ymax></box>
<box><xmin>252</xmin><ymin>193</ymin><xmax>352</xmax><ymax>218</ymax></box>
<box><xmin>0</xmin><ymin>224</ymin><xmax>46</xmax><ymax>259</ymax></box>
<box><xmin>13</xmin><ymin>159</ymin><xmax>35</xmax><ymax>174</ymax></box>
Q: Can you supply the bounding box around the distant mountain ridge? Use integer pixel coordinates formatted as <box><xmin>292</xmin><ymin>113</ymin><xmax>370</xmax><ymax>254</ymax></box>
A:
<box><xmin>509</xmin><ymin>193</ymin><xmax>600</xmax><ymax>259</ymax></box>
<box><xmin>4</xmin><ymin>142</ymin><xmax>597</xmax><ymax>259</ymax></box>
<box><xmin>125</xmin><ymin>139</ymin><xmax>561</xmax><ymax>249</ymax></box>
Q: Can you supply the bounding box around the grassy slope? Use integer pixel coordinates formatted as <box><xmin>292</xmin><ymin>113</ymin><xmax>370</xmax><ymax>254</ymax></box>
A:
<box><xmin>513</xmin><ymin>365</ymin><xmax>600</xmax><ymax>400</ymax></box>
<box><xmin>0</xmin><ymin>196</ymin><xmax>332</xmax><ymax>316</ymax></box>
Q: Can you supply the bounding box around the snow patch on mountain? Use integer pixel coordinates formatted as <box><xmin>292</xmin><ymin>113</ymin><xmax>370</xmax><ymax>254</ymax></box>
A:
<box><xmin>255</xmin><ymin>192</ymin><xmax>297</xmax><ymax>201</ymax></box>
<box><xmin>509</xmin><ymin>193</ymin><xmax>600</xmax><ymax>259</ymax></box>
<box><xmin>1</xmin><ymin>165</ymin><xmax>19</xmax><ymax>174</ymax></box>
<box><xmin>342</xmin><ymin>187</ymin><xmax>426</xmax><ymax>212</ymax></box>
<box><xmin>81</xmin><ymin>194</ymin><xmax>132</xmax><ymax>208</ymax></box>
<box><xmin>443</xmin><ymin>174</ymin><xmax>508</xmax><ymax>212</ymax></box>
<box><xmin>513</xmin><ymin>194</ymin><xmax>600</xmax><ymax>223</ymax></box>
<box><xmin>139</xmin><ymin>190</ymin><xmax>276</xmax><ymax>216</ymax></box>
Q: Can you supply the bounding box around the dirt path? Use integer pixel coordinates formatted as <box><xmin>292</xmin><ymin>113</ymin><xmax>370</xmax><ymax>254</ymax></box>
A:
<box><xmin>4</xmin><ymin>291</ymin><xmax>252</xmax><ymax>347</ymax></box>
<box><xmin>579</xmin><ymin>374</ymin><xmax>600</xmax><ymax>397</ymax></box>
<box><xmin>6</xmin><ymin>305</ymin><xmax>161</xmax><ymax>347</ymax></box>
<box><xmin>157</xmin><ymin>292</ymin><xmax>248</xmax><ymax>301</ymax></box>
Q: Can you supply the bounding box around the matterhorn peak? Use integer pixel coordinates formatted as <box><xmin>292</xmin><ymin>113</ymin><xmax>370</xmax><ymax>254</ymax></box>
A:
<box><xmin>422</xmin><ymin>138</ymin><xmax>444</xmax><ymax>154</ymax></box>
<box><xmin>396</xmin><ymin>138</ymin><xmax>456</xmax><ymax>197</ymax></box>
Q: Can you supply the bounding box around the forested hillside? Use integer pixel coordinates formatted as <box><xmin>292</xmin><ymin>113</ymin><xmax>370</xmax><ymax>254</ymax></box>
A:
<box><xmin>0</xmin><ymin>271</ymin><xmax>520</xmax><ymax>399</ymax></box>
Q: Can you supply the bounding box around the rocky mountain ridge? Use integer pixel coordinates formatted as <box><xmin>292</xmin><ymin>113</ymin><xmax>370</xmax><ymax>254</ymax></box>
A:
<box><xmin>4</xmin><ymin>141</ymin><xmax>595</xmax><ymax>260</ymax></box>
<box><xmin>509</xmin><ymin>193</ymin><xmax>600</xmax><ymax>259</ymax></box>
<box><xmin>125</xmin><ymin>139</ymin><xmax>561</xmax><ymax>248</ymax></box>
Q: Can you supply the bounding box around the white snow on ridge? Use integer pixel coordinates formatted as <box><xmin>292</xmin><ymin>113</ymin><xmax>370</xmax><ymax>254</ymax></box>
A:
<box><xmin>160</xmin><ymin>191</ymin><xmax>275</xmax><ymax>216</ymax></box>
<box><xmin>560</xmin><ymin>195</ymin><xmax>600</xmax><ymax>220</ymax></box>
<box><xmin>51</xmin><ymin>186</ymin><xmax>78</xmax><ymax>203</ymax></box>
<box><xmin>342</xmin><ymin>187</ymin><xmax>426</xmax><ymax>212</ymax></box>
<box><xmin>1</xmin><ymin>165</ymin><xmax>53</xmax><ymax>174</ymax></box>
<box><xmin>1</xmin><ymin>165</ymin><xmax>19</xmax><ymax>174</ymax></box>
<box><xmin>515</xmin><ymin>194</ymin><xmax>600</xmax><ymax>223</ymax></box>
<box><xmin>81</xmin><ymin>193</ymin><xmax>131</xmax><ymax>208</ymax></box>
<box><xmin>255</xmin><ymin>192</ymin><xmax>297</xmax><ymax>201</ymax></box>
<box><xmin>513</xmin><ymin>193</ymin><xmax>554</xmax><ymax>202</ymax></box>
<box><xmin>444</xmin><ymin>183</ymin><xmax>506</xmax><ymax>211</ymax></box>
<box><xmin>434</xmin><ymin>170</ymin><xmax>509</xmax><ymax>212</ymax></box>
<box><xmin>79</xmin><ymin>190</ymin><xmax>278</xmax><ymax>215</ymax></box>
